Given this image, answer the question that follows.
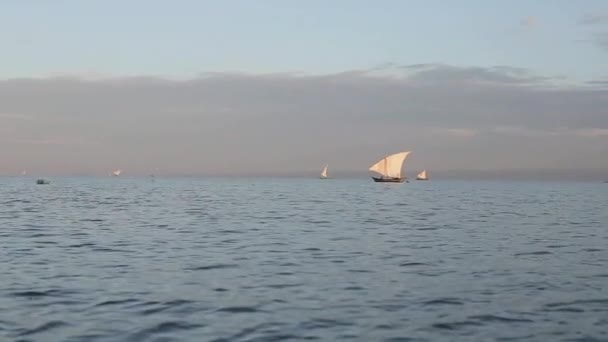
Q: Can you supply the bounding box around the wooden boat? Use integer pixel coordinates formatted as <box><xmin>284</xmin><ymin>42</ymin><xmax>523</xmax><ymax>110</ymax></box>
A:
<box><xmin>416</xmin><ymin>170</ymin><xmax>428</xmax><ymax>180</ymax></box>
<box><xmin>369</xmin><ymin>151</ymin><xmax>411</xmax><ymax>183</ymax></box>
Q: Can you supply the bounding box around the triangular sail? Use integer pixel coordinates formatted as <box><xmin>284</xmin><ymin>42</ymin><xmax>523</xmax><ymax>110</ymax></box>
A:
<box><xmin>417</xmin><ymin>170</ymin><xmax>427</xmax><ymax>179</ymax></box>
<box><xmin>321</xmin><ymin>164</ymin><xmax>328</xmax><ymax>178</ymax></box>
<box><xmin>369</xmin><ymin>151</ymin><xmax>411</xmax><ymax>178</ymax></box>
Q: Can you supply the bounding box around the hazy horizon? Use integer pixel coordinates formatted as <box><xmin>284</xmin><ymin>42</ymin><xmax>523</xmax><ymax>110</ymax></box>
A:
<box><xmin>5</xmin><ymin>168</ymin><xmax>608</xmax><ymax>182</ymax></box>
<box><xmin>2</xmin><ymin>1</ymin><xmax>607</xmax><ymax>177</ymax></box>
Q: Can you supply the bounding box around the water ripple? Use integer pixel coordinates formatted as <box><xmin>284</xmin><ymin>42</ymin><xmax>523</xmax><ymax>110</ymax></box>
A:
<box><xmin>17</xmin><ymin>321</ymin><xmax>69</xmax><ymax>337</ymax></box>
<box><xmin>1</xmin><ymin>178</ymin><xmax>606</xmax><ymax>341</ymax></box>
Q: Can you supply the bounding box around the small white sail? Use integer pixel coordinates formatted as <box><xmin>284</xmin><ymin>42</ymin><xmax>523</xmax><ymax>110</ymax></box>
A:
<box><xmin>111</xmin><ymin>169</ymin><xmax>122</xmax><ymax>177</ymax></box>
<box><xmin>416</xmin><ymin>170</ymin><xmax>428</xmax><ymax>180</ymax></box>
<box><xmin>369</xmin><ymin>151</ymin><xmax>411</xmax><ymax>179</ymax></box>
<box><xmin>320</xmin><ymin>164</ymin><xmax>328</xmax><ymax>178</ymax></box>
<box><xmin>21</xmin><ymin>170</ymin><xmax>27</xmax><ymax>176</ymax></box>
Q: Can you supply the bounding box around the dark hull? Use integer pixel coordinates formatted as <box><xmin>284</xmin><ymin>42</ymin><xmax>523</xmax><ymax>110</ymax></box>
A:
<box><xmin>372</xmin><ymin>177</ymin><xmax>405</xmax><ymax>183</ymax></box>
<box><xmin>416</xmin><ymin>178</ymin><xmax>428</xmax><ymax>181</ymax></box>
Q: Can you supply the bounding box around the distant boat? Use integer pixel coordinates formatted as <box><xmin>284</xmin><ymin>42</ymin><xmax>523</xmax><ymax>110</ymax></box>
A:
<box><xmin>416</xmin><ymin>170</ymin><xmax>428</xmax><ymax>181</ymax></box>
<box><xmin>369</xmin><ymin>151</ymin><xmax>411</xmax><ymax>183</ymax></box>
<box><xmin>36</xmin><ymin>179</ymin><xmax>50</xmax><ymax>185</ymax></box>
<box><xmin>111</xmin><ymin>169</ymin><xmax>122</xmax><ymax>177</ymax></box>
<box><xmin>320</xmin><ymin>164</ymin><xmax>329</xmax><ymax>179</ymax></box>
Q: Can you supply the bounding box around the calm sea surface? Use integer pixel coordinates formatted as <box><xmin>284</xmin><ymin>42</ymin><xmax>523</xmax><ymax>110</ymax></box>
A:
<box><xmin>1</xmin><ymin>177</ymin><xmax>607</xmax><ymax>341</ymax></box>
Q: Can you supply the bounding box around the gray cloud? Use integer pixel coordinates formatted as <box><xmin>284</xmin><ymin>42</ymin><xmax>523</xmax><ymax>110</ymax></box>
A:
<box><xmin>578</xmin><ymin>13</ymin><xmax>608</xmax><ymax>51</ymax></box>
<box><xmin>595</xmin><ymin>32</ymin><xmax>608</xmax><ymax>49</ymax></box>
<box><xmin>587</xmin><ymin>79</ymin><xmax>608</xmax><ymax>86</ymax></box>
<box><xmin>0</xmin><ymin>113</ymin><xmax>33</xmax><ymax>120</ymax></box>
<box><xmin>1</xmin><ymin>65</ymin><xmax>607</xmax><ymax>176</ymax></box>
<box><xmin>579</xmin><ymin>13</ymin><xmax>608</xmax><ymax>25</ymax></box>
<box><xmin>397</xmin><ymin>64</ymin><xmax>555</xmax><ymax>84</ymax></box>
<box><xmin>520</xmin><ymin>16</ymin><xmax>538</xmax><ymax>29</ymax></box>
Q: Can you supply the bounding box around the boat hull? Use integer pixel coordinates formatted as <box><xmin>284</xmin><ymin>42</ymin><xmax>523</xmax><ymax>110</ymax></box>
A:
<box><xmin>416</xmin><ymin>178</ymin><xmax>428</xmax><ymax>181</ymax></box>
<box><xmin>372</xmin><ymin>177</ymin><xmax>405</xmax><ymax>183</ymax></box>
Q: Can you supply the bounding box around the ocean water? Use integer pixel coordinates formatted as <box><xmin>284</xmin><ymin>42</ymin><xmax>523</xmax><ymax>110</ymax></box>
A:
<box><xmin>1</xmin><ymin>177</ymin><xmax>607</xmax><ymax>341</ymax></box>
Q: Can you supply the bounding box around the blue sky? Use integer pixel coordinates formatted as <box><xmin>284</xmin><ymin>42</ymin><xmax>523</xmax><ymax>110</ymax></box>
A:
<box><xmin>1</xmin><ymin>0</ymin><xmax>607</xmax><ymax>80</ymax></box>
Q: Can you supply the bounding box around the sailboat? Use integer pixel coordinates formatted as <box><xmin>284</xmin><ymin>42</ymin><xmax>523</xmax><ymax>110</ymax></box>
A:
<box><xmin>320</xmin><ymin>164</ymin><xmax>329</xmax><ymax>179</ymax></box>
<box><xmin>111</xmin><ymin>169</ymin><xmax>122</xmax><ymax>177</ymax></box>
<box><xmin>369</xmin><ymin>151</ymin><xmax>411</xmax><ymax>183</ymax></box>
<box><xmin>416</xmin><ymin>170</ymin><xmax>428</xmax><ymax>181</ymax></box>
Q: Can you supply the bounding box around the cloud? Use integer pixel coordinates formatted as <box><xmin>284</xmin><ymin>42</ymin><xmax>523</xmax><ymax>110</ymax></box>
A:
<box><xmin>579</xmin><ymin>13</ymin><xmax>608</xmax><ymax>25</ymax></box>
<box><xmin>431</xmin><ymin>128</ymin><xmax>478</xmax><ymax>138</ymax></box>
<box><xmin>594</xmin><ymin>32</ymin><xmax>608</xmax><ymax>49</ymax></box>
<box><xmin>0</xmin><ymin>113</ymin><xmax>33</xmax><ymax>120</ymax></box>
<box><xmin>577</xmin><ymin>13</ymin><xmax>608</xmax><ymax>51</ymax></box>
<box><xmin>520</xmin><ymin>16</ymin><xmax>538</xmax><ymax>29</ymax></box>
<box><xmin>574</xmin><ymin>128</ymin><xmax>608</xmax><ymax>137</ymax></box>
<box><xmin>0</xmin><ymin>65</ymin><xmax>607</xmax><ymax>174</ymax></box>
<box><xmin>396</xmin><ymin>64</ymin><xmax>556</xmax><ymax>84</ymax></box>
<box><xmin>488</xmin><ymin>126</ymin><xmax>608</xmax><ymax>139</ymax></box>
<box><xmin>587</xmin><ymin>79</ymin><xmax>608</xmax><ymax>87</ymax></box>
<box><xmin>4</xmin><ymin>138</ymin><xmax>99</xmax><ymax>146</ymax></box>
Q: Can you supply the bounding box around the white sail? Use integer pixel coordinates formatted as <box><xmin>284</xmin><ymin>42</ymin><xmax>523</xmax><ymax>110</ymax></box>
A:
<box><xmin>320</xmin><ymin>164</ymin><xmax>328</xmax><ymax>178</ymax></box>
<box><xmin>112</xmin><ymin>169</ymin><xmax>122</xmax><ymax>176</ymax></box>
<box><xmin>417</xmin><ymin>170</ymin><xmax>427</xmax><ymax>180</ymax></box>
<box><xmin>369</xmin><ymin>151</ymin><xmax>411</xmax><ymax>179</ymax></box>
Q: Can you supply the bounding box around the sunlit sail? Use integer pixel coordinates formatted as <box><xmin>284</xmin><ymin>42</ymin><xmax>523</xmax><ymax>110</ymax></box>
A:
<box><xmin>320</xmin><ymin>164</ymin><xmax>329</xmax><ymax>179</ymax></box>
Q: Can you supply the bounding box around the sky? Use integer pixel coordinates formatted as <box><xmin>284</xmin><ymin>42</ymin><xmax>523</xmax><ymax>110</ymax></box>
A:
<box><xmin>1</xmin><ymin>1</ymin><xmax>608</xmax><ymax>178</ymax></box>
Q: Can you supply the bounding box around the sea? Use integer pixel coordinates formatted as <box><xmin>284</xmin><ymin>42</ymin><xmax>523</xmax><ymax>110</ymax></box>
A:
<box><xmin>1</xmin><ymin>177</ymin><xmax>607</xmax><ymax>341</ymax></box>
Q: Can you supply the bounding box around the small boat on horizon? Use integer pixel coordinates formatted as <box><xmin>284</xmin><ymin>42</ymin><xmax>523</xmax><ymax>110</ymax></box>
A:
<box><xmin>111</xmin><ymin>169</ymin><xmax>122</xmax><ymax>177</ymax></box>
<box><xmin>416</xmin><ymin>170</ymin><xmax>428</xmax><ymax>181</ymax></box>
<box><xmin>369</xmin><ymin>151</ymin><xmax>411</xmax><ymax>183</ymax></box>
<box><xmin>320</xmin><ymin>164</ymin><xmax>329</xmax><ymax>179</ymax></box>
<box><xmin>36</xmin><ymin>179</ymin><xmax>50</xmax><ymax>185</ymax></box>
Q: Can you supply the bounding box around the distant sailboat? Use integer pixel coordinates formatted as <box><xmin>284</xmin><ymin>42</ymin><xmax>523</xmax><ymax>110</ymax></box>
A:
<box><xmin>111</xmin><ymin>169</ymin><xmax>122</xmax><ymax>177</ymax></box>
<box><xmin>320</xmin><ymin>164</ymin><xmax>329</xmax><ymax>179</ymax></box>
<box><xmin>416</xmin><ymin>170</ymin><xmax>428</xmax><ymax>181</ymax></box>
<box><xmin>21</xmin><ymin>170</ymin><xmax>27</xmax><ymax>176</ymax></box>
<box><xmin>369</xmin><ymin>151</ymin><xmax>411</xmax><ymax>183</ymax></box>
